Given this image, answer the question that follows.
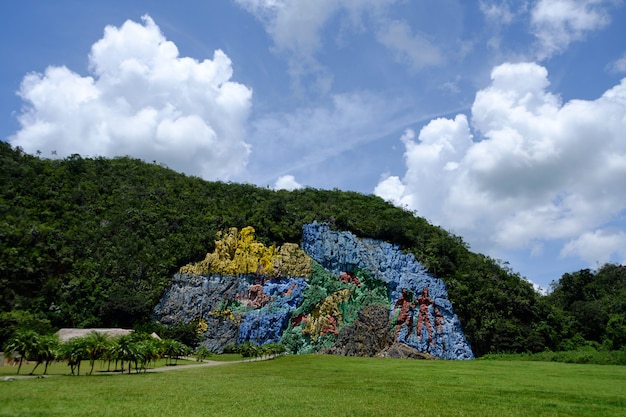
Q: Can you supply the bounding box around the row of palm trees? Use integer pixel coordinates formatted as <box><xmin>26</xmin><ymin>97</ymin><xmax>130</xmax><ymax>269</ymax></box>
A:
<box><xmin>3</xmin><ymin>330</ymin><xmax>192</xmax><ymax>375</ymax></box>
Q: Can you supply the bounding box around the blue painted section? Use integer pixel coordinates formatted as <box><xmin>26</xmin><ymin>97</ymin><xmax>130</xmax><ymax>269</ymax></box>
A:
<box><xmin>301</xmin><ymin>222</ymin><xmax>474</xmax><ymax>359</ymax></box>
<box><xmin>238</xmin><ymin>277</ymin><xmax>307</xmax><ymax>345</ymax></box>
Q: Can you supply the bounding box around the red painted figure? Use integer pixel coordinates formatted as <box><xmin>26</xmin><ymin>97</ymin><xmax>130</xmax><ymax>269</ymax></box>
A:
<box><xmin>434</xmin><ymin>305</ymin><xmax>444</xmax><ymax>336</ymax></box>
<box><xmin>394</xmin><ymin>288</ymin><xmax>413</xmax><ymax>341</ymax></box>
<box><xmin>415</xmin><ymin>287</ymin><xmax>434</xmax><ymax>345</ymax></box>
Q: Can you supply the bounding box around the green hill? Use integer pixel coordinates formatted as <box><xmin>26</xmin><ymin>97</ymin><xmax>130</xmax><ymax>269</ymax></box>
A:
<box><xmin>1</xmin><ymin>142</ymin><xmax>624</xmax><ymax>356</ymax></box>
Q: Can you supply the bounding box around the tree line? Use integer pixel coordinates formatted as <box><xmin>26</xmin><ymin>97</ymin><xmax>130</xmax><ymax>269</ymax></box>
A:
<box><xmin>1</xmin><ymin>142</ymin><xmax>625</xmax><ymax>356</ymax></box>
<box><xmin>3</xmin><ymin>329</ymin><xmax>191</xmax><ymax>375</ymax></box>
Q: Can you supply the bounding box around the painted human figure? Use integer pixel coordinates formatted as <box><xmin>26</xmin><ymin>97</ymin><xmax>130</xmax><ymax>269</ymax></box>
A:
<box><xmin>248</xmin><ymin>282</ymin><xmax>270</xmax><ymax>308</ymax></box>
<box><xmin>434</xmin><ymin>305</ymin><xmax>444</xmax><ymax>336</ymax></box>
<box><xmin>415</xmin><ymin>287</ymin><xmax>434</xmax><ymax>346</ymax></box>
<box><xmin>394</xmin><ymin>288</ymin><xmax>413</xmax><ymax>341</ymax></box>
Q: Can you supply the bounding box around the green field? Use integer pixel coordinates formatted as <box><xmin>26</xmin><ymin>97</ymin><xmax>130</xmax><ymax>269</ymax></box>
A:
<box><xmin>1</xmin><ymin>355</ymin><xmax>625</xmax><ymax>417</ymax></box>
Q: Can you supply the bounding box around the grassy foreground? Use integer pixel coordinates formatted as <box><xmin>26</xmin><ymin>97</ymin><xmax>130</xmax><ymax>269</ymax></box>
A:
<box><xmin>1</xmin><ymin>354</ymin><xmax>625</xmax><ymax>417</ymax></box>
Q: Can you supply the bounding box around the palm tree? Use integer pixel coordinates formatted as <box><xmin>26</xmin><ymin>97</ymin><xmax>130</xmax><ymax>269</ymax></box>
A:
<box><xmin>83</xmin><ymin>331</ymin><xmax>110</xmax><ymax>375</ymax></box>
<box><xmin>115</xmin><ymin>334</ymin><xmax>139</xmax><ymax>374</ymax></box>
<box><xmin>61</xmin><ymin>337</ymin><xmax>88</xmax><ymax>376</ymax></box>
<box><xmin>240</xmin><ymin>341</ymin><xmax>260</xmax><ymax>359</ymax></box>
<box><xmin>40</xmin><ymin>334</ymin><xmax>60</xmax><ymax>375</ymax></box>
<box><xmin>3</xmin><ymin>330</ymin><xmax>40</xmax><ymax>374</ymax></box>
<box><xmin>102</xmin><ymin>338</ymin><xmax>118</xmax><ymax>372</ymax></box>
<box><xmin>162</xmin><ymin>339</ymin><xmax>190</xmax><ymax>366</ymax></box>
<box><xmin>134</xmin><ymin>339</ymin><xmax>161</xmax><ymax>372</ymax></box>
<box><xmin>194</xmin><ymin>345</ymin><xmax>212</xmax><ymax>361</ymax></box>
<box><xmin>29</xmin><ymin>334</ymin><xmax>60</xmax><ymax>375</ymax></box>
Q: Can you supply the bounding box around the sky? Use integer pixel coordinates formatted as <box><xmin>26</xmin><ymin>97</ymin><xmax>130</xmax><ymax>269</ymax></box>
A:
<box><xmin>2</xmin><ymin>0</ymin><xmax>626</xmax><ymax>292</ymax></box>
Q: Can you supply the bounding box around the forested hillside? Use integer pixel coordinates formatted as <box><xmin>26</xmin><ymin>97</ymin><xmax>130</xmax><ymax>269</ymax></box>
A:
<box><xmin>1</xmin><ymin>142</ymin><xmax>624</xmax><ymax>356</ymax></box>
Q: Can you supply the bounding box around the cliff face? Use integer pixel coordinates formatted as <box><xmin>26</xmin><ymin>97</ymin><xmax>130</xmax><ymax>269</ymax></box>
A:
<box><xmin>153</xmin><ymin>223</ymin><xmax>474</xmax><ymax>359</ymax></box>
<box><xmin>301</xmin><ymin>222</ymin><xmax>474</xmax><ymax>360</ymax></box>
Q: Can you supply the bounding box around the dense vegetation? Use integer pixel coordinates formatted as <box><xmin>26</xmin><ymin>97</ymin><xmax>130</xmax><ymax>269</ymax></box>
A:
<box><xmin>1</xmin><ymin>142</ymin><xmax>625</xmax><ymax>357</ymax></box>
<box><xmin>546</xmin><ymin>264</ymin><xmax>626</xmax><ymax>351</ymax></box>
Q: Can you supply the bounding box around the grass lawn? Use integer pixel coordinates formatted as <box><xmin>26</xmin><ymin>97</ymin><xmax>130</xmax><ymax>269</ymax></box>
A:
<box><xmin>1</xmin><ymin>355</ymin><xmax>624</xmax><ymax>417</ymax></box>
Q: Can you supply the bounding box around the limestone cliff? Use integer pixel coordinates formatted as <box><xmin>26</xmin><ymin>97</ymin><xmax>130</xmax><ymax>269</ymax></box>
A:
<box><xmin>153</xmin><ymin>223</ymin><xmax>474</xmax><ymax>359</ymax></box>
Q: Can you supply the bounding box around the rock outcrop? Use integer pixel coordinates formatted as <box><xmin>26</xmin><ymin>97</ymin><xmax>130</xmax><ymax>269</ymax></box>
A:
<box><xmin>154</xmin><ymin>273</ymin><xmax>307</xmax><ymax>352</ymax></box>
<box><xmin>378</xmin><ymin>343</ymin><xmax>437</xmax><ymax>360</ymax></box>
<box><xmin>301</xmin><ymin>222</ymin><xmax>474</xmax><ymax>359</ymax></box>
<box><xmin>153</xmin><ymin>223</ymin><xmax>474</xmax><ymax>359</ymax></box>
<box><xmin>322</xmin><ymin>304</ymin><xmax>394</xmax><ymax>357</ymax></box>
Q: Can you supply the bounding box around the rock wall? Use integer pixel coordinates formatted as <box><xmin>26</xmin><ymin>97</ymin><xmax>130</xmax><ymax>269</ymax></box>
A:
<box><xmin>302</xmin><ymin>222</ymin><xmax>474</xmax><ymax>360</ymax></box>
<box><xmin>153</xmin><ymin>223</ymin><xmax>474</xmax><ymax>359</ymax></box>
<box><xmin>154</xmin><ymin>274</ymin><xmax>307</xmax><ymax>352</ymax></box>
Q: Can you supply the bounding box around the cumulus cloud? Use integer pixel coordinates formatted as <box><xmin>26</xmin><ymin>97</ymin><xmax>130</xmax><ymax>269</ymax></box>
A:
<box><xmin>274</xmin><ymin>175</ymin><xmax>303</xmax><ymax>191</ymax></box>
<box><xmin>375</xmin><ymin>62</ymin><xmax>626</xmax><ymax>267</ymax></box>
<box><xmin>374</xmin><ymin>172</ymin><xmax>407</xmax><ymax>207</ymax></box>
<box><xmin>531</xmin><ymin>0</ymin><xmax>615</xmax><ymax>59</ymax></box>
<box><xmin>10</xmin><ymin>15</ymin><xmax>252</xmax><ymax>180</ymax></box>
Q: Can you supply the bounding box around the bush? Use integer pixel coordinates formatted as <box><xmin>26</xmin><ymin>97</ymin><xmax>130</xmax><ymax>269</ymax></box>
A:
<box><xmin>194</xmin><ymin>345</ymin><xmax>212</xmax><ymax>361</ymax></box>
<box><xmin>222</xmin><ymin>344</ymin><xmax>241</xmax><ymax>354</ymax></box>
<box><xmin>479</xmin><ymin>347</ymin><xmax>626</xmax><ymax>365</ymax></box>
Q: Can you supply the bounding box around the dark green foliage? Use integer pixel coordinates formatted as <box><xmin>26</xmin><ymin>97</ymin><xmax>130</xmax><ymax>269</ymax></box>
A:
<box><xmin>547</xmin><ymin>264</ymin><xmax>626</xmax><ymax>350</ymax></box>
<box><xmin>221</xmin><ymin>341</ymin><xmax>285</xmax><ymax>358</ymax></box>
<box><xmin>135</xmin><ymin>320</ymin><xmax>201</xmax><ymax>348</ymax></box>
<box><xmin>159</xmin><ymin>321</ymin><xmax>202</xmax><ymax>348</ymax></box>
<box><xmin>480</xmin><ymin>346</ymin><xmax>626</xmax><ymax>366</ymax></box>
<box><xmin>443</xmin><ymin>254</ymin><xmax>563</xmax><ymax>356</ymax></box>
<box><xmin>221</xmin><ymin>344</ymin><xmax>241</xmax><ymax>354</ymax></box>
<box><xmin>1</xmin><ymin>142</ymin><xmax>621</xmax><ymax>356</ymax></box>
<box><xmin>194</xmin><ymin>345</ymin><xmax>212</xmax><ymax>361</ymax></box>
<box><xmin>0</xmin><ymin>310</ymin><xmax>53</xmax><ymax>348</ymax></box>
<box><xmin>3</xmin><ymin>329</ymin><xmax>41</xmax><ymax>374</ymax></box>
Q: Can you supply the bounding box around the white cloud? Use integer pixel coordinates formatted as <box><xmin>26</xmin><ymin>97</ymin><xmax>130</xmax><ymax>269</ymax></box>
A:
<box><xmin>561</xmin><ymin>229</ymin><xmax>626</xmax><ymax>265</ymax></box>
<box><xmin>376</xmin><ymin>19</ymin><xmax>442</xmax><ymax>70</ymax></box>
<box><xmin>375</xmin><ymin>62</ymin><xmax>626</xmax><ymax>267</ymax></box>
<box><xmin>607</xmin><ymin>52</ymin><xmax>626</xmax><ymax>74</ymax></box>
<box><xmin>530</xmin><ymin>0</ymin><xmax>615</xmax><ymax>59</ymax></box>
<box><xmin>274</xmin><ymin>175</ymin><xmax>303</xmax><ymax>191</ymax></box>
<box><xmin>480</xmin><ymin>0</ymin><xmax>517</xmax><ymax>24</ymax></box>
<box><xmin>236</xmin><ymin>0</ymin><xmax>448</xmax><ymax>92</ymax></box>
<box><xmin>235</xmin><ymin>0</ymin><xmax>341</xmax><ymax>94</ymax></box>
<box><xmin>247</xmin><ymin>91</ymin><xmax>410</xmax><ymax>183</ymax></box>
<box><xmin>480</xmin><ymin>1</ymin><xmax>531</xmax><ymax>51</ymax></box>
<box><xmin>10</xmin><ymin>15</ymin><xmax>252</xmax><ymax>181</ymax></box>
<box><xmin>374</xmin><ymin>173</ymin><xmax>406</xmax><ymax>207</ymax></box>
<box><xmin>236</xmin><ymin>0</ymin><xmax>396</xmax><ymax>57</ymax></box>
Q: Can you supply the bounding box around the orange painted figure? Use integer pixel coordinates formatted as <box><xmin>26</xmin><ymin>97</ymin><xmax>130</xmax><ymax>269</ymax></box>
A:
<box><xmin>415</xmin><ymin>287</ymin><xmax>435</xmax><ymax>345</ymax></box>
<box><xmin>394</xmin><ymin>288</ymin><xmax>413</xmax><ymax>341</ymax></box>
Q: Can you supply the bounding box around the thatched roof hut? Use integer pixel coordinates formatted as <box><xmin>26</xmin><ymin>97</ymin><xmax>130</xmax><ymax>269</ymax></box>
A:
<box><xmin>55</xmin><ymin>328</ymin><xmax>133</xmax><ymax>342</ymax></box>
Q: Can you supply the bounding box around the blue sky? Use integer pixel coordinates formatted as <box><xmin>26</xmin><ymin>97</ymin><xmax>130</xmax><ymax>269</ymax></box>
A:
<box><xmin>2</xmin><ymin>0</ymin><xmax>626</xmax><ymax>291</ymax></box>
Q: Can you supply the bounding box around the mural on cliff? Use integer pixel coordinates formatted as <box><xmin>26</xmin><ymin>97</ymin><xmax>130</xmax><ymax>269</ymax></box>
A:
<box><xmin>153</xmin><ymin>223</ymin><xmax>474</xmax><ymax>359</ymax></box>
